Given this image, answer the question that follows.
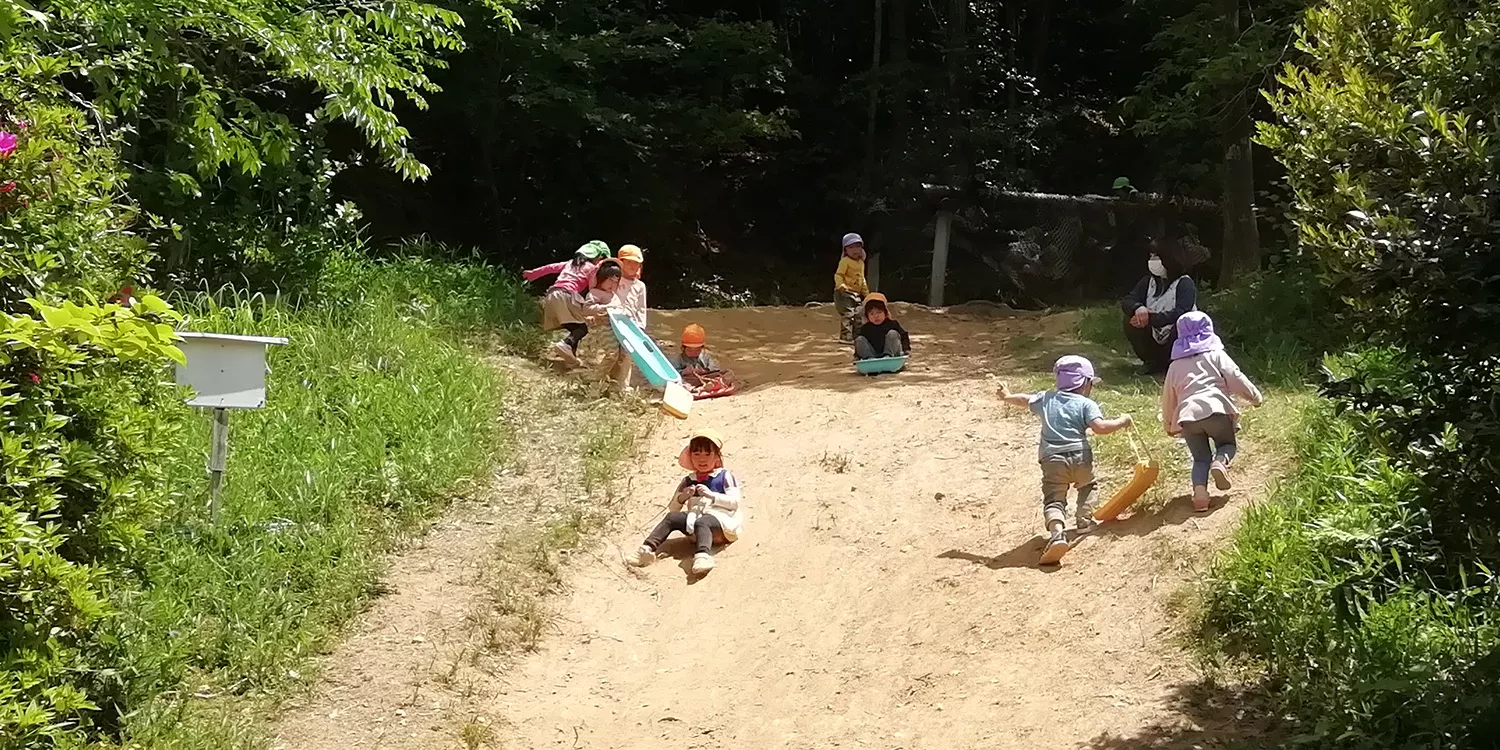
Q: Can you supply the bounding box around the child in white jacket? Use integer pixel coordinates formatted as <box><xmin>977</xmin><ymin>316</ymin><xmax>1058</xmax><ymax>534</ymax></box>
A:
<box><xmin>606</xmin><ymin>245</ymin><xmax>648</xmax><ymax>393</ymax></box>
<box><xmin>628</xmin><ymin>429</ymin><xmax>743</xmax><ymax>576</ymax></box>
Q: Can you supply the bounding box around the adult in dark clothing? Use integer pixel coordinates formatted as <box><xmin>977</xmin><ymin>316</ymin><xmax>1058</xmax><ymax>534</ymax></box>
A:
<box><xmin>854</xmin><ymin>293</ymin><xmax>910</xmax><ymax>360</ymax></box>
<box><xmin>1121</xmin><ymin>246</ymin><xmax>1197</xmax><ymax>375</ymax></box>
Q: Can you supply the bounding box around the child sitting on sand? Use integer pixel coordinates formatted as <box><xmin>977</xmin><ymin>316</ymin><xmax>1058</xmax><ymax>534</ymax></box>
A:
<box><xmin>997</xmin><ymin>356</ymin><xmax>1133</xmax><ymax>565</ymax></box>
<box><xmin>523</xmin><ymin>241</ymin><xmax>616</xmax><ymax>367</ymax></box>
<box><xmin>1161</xmin><ymin>311</ymin><xmax>1263</xmax><ymax>512</ymax></box>
<box><xmin>629</xmin><ymin>428</ymin><xmax>743</xmax><ymax>576</ymax></box>
<box><xmin>854</xmin><ymin>292</ymin><xmax>910</xmax><ymax>361</ymax></box>
<box><xmin>671</xmin><ymin>324</ymin><xmax>720</xmax><ymax>374</ymax></box>
<box><xmin>669</xmin><ymin>324</ymin><xmax>739</xmax><ymax>397</ymax></box>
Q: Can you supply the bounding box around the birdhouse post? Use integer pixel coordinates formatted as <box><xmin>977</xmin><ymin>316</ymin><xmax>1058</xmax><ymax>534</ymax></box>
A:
<box><xmin>173</xmin><ymin>332</ymin><xmax>289</xmax><ymax>520</ymax></box>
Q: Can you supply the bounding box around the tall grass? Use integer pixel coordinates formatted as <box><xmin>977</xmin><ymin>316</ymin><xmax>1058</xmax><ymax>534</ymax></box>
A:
<box><xmin>1196</xmin><ymin>404</ymin><xmax>1500</xmax><ymax>746</ymax></box>
<box><xmin>104</xmin><ymin>256</ymin><xmax>535</xmax><ymax>747</ymax></box>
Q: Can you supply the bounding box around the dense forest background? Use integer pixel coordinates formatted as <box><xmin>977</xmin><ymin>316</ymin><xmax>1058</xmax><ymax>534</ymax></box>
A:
<box><xmin>335</xmin><ymin>0</ymin><xmax>1305</xmax><ymax>306</ymax></box>
<box><xmin>87</xmin><ymin>0</ymin><xmax>1306</xmax><ymax>307</ymax></box>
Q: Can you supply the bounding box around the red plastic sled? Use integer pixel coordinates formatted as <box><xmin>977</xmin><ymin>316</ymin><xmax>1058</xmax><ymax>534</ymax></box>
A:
<box><xmin>684</xmin><ymin>371</ymin><xmax>740</xmax><ymax>400</ymax></box>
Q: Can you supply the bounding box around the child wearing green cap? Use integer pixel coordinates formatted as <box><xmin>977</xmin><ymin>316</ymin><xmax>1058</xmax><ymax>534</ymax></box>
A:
<box><xmin>523</xmin><ymin>241</ymin><xmax>616</xmax><ymax>367</ymax></box>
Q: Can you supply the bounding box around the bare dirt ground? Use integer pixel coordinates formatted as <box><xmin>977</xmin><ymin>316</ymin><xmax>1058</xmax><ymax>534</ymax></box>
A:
<box><xmin>273</xmin><ymin>304</ymin><xmax>1276</xmax><ymax>750</ymax></box>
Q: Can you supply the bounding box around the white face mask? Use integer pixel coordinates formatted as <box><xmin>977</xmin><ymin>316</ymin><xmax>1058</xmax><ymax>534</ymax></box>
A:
<box><xmin>1148</xmin><ymin>258</ymin><xmax>1167</xmax><ymax>277</ymax></box>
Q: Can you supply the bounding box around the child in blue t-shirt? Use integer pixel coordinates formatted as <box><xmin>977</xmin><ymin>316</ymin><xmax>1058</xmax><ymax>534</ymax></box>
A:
<box><xmin>998</xmin><ymin>355</ymin><xmax>1133</xmax><ymax>565</ymax></box>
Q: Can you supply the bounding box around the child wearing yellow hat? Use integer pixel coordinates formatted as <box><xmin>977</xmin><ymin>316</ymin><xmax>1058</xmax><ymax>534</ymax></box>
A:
<box><xmin>605</xmin><ymin>244</ymin><xmax>648</xmax><ymax>393</ymax></box>
<box><xmin>628</xmin><ymin>428</ymin><xmax>743</xmax><ymax>576</ymax></box>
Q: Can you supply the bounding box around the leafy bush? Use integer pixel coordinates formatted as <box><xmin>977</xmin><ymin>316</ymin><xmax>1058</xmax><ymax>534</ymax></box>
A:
<box><xmin>1199</xmin><ymin>1</ymin><xmax>1500</xmax><ymax>745</ymax></box>
<box><xmin>1201</xmin><ymin>403</ymin><xmax>1500</xmax><ymax>746</ymax></box>
<box><xmin>1</xmin><ymin>297</ymin><xmax>184</xmax><ymax>747</ymax></box>
<box><xmin>1262</xmin><ymin>0</ymin><xmax>1500</xmax><ymax>559</ymax></box>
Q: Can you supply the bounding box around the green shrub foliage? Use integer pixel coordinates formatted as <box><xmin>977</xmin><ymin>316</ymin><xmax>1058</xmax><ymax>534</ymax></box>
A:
<box><xmin>1204</xmin><ymin>1</ymin><xmax>1500</xmax><ymax>745</ymax></box>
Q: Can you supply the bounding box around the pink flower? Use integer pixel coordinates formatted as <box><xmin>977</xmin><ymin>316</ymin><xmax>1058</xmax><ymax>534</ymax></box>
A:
<box><xmin>0</xmin><ymin>182</ymin><xmax>16</xmax><ymax>194</ymax></box>
<box><xmin>0</xmin><ymin>132</ymin><xmax>17</xmax><ymax>157</ymax></box>
<box><xmin>26</xmin><ymin>372</ymin><xmax>39</xmax><ymax>384</ymax></box>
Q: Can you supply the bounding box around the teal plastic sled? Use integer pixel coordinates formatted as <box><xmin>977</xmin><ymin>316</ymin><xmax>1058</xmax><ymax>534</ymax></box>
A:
<box><xmin>607</xmin><ymin>310</ymin><xmax>682</xmax><ymax>389</ymax></box>
<box><xmin>854</xmin><ymin>355</ymin><xmax>908</xmax><ymax>375</ymax></box>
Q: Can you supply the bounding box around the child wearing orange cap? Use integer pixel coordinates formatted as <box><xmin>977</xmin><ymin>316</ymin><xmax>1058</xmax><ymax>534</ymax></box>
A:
<box><xmin>628</xmin><ymin>428</ymin><xmax>743</xmax><ymax>575</ymax></box>
<box><xmin>853</xmin><ymin>293</ymin><xmax>910</xmax><ymax>360</ymax></box>
<box><xmin>605</xmin><ymin>245</ymin><xmax>648</xmax><ymax>393</ymax></box>
<box><xmin>670</xmin><ymin>324</ymin><xmax>721</xmax><ymax>375</ymax></box>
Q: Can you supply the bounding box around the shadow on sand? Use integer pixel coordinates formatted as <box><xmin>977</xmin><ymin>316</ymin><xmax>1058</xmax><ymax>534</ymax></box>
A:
<box><xmin>1077</xmin><ymin>679</ymin><xmax>1281</xmax><ymax>749</ymax></box>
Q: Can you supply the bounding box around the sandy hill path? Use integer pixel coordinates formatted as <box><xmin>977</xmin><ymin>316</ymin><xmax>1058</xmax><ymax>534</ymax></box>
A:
<box><xmin>274</xmin><ymin>303</ymin><xmax>1265</xmax><ymax>750</ymax></box>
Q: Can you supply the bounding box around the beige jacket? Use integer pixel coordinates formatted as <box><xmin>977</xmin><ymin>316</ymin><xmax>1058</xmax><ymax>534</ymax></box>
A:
<box><xmin>609</xmin><ymin>277</ymin><xmax>648</xmax><ymax>327</ymax></box>
<box><xmin>1162</xmin><ymin>349</ymin><xmax>1264</xmax><ymax>436</ymax></box>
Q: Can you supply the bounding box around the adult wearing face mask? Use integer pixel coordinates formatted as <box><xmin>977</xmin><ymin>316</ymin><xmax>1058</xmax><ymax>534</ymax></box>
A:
<box><xmin>1121</xmin><ymin>243</ymin><xmax>1198</xmax><ymax>375</ymax></box>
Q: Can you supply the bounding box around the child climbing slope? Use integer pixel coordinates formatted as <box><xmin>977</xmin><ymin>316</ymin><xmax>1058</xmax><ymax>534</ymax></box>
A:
<box><xmin>628</xmin><ymin>428</ymin><xmax>743</xmax><ymax>576</ymax></box>
<box><xmin>605</xmin><ymin>244</ymin><xmax>648</xmax><ymax>393</ymax></box>
<box><xmin>1161</xmin><ymin>311</ymin><xmax>1263</xmax><ymax>512</ymax></box>
<box><xmin>998</xmin><ymin>356</ymin><xmax>1133</xmax><ymax>565</ymax></box>
<box><xmin>833</xmin><ymin>232</ymin><xmax>869</xmax><ymax>343</ymax></box>
<box><xmin>522</xmin><ymin>241</ymin><xmax>614</xmax><ymax>367</ymax></box>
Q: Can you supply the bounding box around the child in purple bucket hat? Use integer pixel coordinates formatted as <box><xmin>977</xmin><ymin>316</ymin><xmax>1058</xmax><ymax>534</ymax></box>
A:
<box><xmin>998</xmin><ymin>355</ymin><xmax>1134</xmax><ymax>565</ymax></box>
<box><xmin>1161</xmin><ymin>311</ymin><xmax>1264</xmax><ymax>512</ymax></box>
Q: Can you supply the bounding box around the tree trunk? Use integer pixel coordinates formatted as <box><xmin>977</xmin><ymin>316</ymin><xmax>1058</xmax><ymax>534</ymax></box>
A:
<box><xmin>887</xmin><ymin>0</ymin><xmax>909</xmax><ymax>156</ymax></box>
<box><xmin>860</xmin><ymin>0</ymin><xmax>884</xmax><ymax>192</ymax></box>
<box><xmin>945</xmin><ymin>0</ymin><xmax>969</xmax><ymax>185</ymax></box>
<box><xmin>1029</xmin><ymin>1</ymin><xmax>1051</xmax><ymax>90</ymax></box>
<box><xmin>1216</xmin><ymin>0</ymin><xmax>1260</xmax><ymax>286</ymax></box>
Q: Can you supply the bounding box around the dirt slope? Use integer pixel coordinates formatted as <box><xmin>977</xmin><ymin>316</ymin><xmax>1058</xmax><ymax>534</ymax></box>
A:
<box><xmin>274</xmin><ymin>303</ymin><xmax>1267</xmax><ymax>750</ymax></box>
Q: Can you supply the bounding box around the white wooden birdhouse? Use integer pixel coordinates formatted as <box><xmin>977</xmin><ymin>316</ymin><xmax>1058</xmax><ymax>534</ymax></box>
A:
<box><xmin>174</xmin><ymin>331</ymin><xmax>289</xmax><ymax>409</ymax></box>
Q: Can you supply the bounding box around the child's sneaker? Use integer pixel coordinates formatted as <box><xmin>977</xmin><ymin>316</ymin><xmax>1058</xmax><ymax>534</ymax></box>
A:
<box><xmin>1038</xmin><ymin>531</ymin><xmax>1071</xmax><ymax>565</ymax></box>
<box><xmin>553</xmin><ymin>341</ymin><xmax>581</xmax><ymax>367</ymax></box>
<box><xmin>691</xmin><ymin>552</ymin><xmax>716</xmax><ymax>575</ymax></box>
<box><xmin>1210</xmin><ymin>461</ymin><xmax>1232</xmax><ymax>491</ymax></box>
<box><xmin>1075</xmin><ymin>516</ymin><xmax>1100</xmax><ymax>535</ymax></box>
<box><xmin>1192</xmin><ymin>489</ymin><xmax>1211</xmax><ymax>513</ymax></box>
<box><xmin>628</xmin><ymin>545</ymin><xmax>655</xmax><ymax>567</ymax></box>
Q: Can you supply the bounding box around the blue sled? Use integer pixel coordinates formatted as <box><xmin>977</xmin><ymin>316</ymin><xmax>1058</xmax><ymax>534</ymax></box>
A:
<box><xmin>854</xmin><ymin>355</ymin><xmax>908</xmax><ymax>375</ymax></box>
<box><xmin>607</xmin><ymin>310</ymin><xmax>682</xmax><ymax>389</ymax></box>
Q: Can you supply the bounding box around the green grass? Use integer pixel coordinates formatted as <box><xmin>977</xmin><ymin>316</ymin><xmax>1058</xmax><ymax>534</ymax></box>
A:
<box><xmin>1192</xmin><ymin>404</ymin><xmax>1500</xmax><ymax>746</ymax></box>
<box><xmin>93</xmin><ymin>255</ymin><xmax>556</xmax><ymax>748</ymax></box>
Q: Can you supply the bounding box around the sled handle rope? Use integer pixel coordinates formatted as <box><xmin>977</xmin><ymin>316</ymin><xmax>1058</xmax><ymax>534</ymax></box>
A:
<box><xmin>1125</xmin><ymin>420</ymin><xmax>1151</xmax><ymax>463</ymax></box>
<box><xmin>1093</xmin><ymin>420</ymin><xmax>1162</xmax><ymax>522</ymax></box>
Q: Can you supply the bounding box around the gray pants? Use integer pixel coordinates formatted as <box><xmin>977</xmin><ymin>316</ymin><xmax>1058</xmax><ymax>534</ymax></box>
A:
<box><xmin>835</xmin><ymin>291</ymin><xmax>862</xmax><ymax>340</ymax></box>
<box><xmin>855</xmin><ymin>329</ymin><xmax>905</xmax><ymax>360</ymax></box>
<box><xmin>1040</xmin><ymin>450</ymin><xmax>1096</xmax><ymax>527</ymax></box>
<box><xmin>1180</xmin><ymin>413</ymin><xmax>1237</xmax><ymax>487</ymax></box>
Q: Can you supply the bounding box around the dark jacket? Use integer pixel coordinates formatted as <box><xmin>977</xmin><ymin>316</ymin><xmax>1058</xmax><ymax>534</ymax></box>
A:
<box><xmin>857</xmin><ymin>318</ymin><xmax>911</xmax><ymax>356</ymax></box>
<box><xmin>1121</xmin><ymin>274</ymin><xmax>1197</xmax><ymax>329</ymax></box>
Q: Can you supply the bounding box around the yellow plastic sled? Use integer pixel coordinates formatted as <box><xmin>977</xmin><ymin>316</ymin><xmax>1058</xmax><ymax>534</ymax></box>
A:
<box><xmin>1092</xmin><ymin>427</ymin><xmax>1160</xmax><ymax>522</ymax></box>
